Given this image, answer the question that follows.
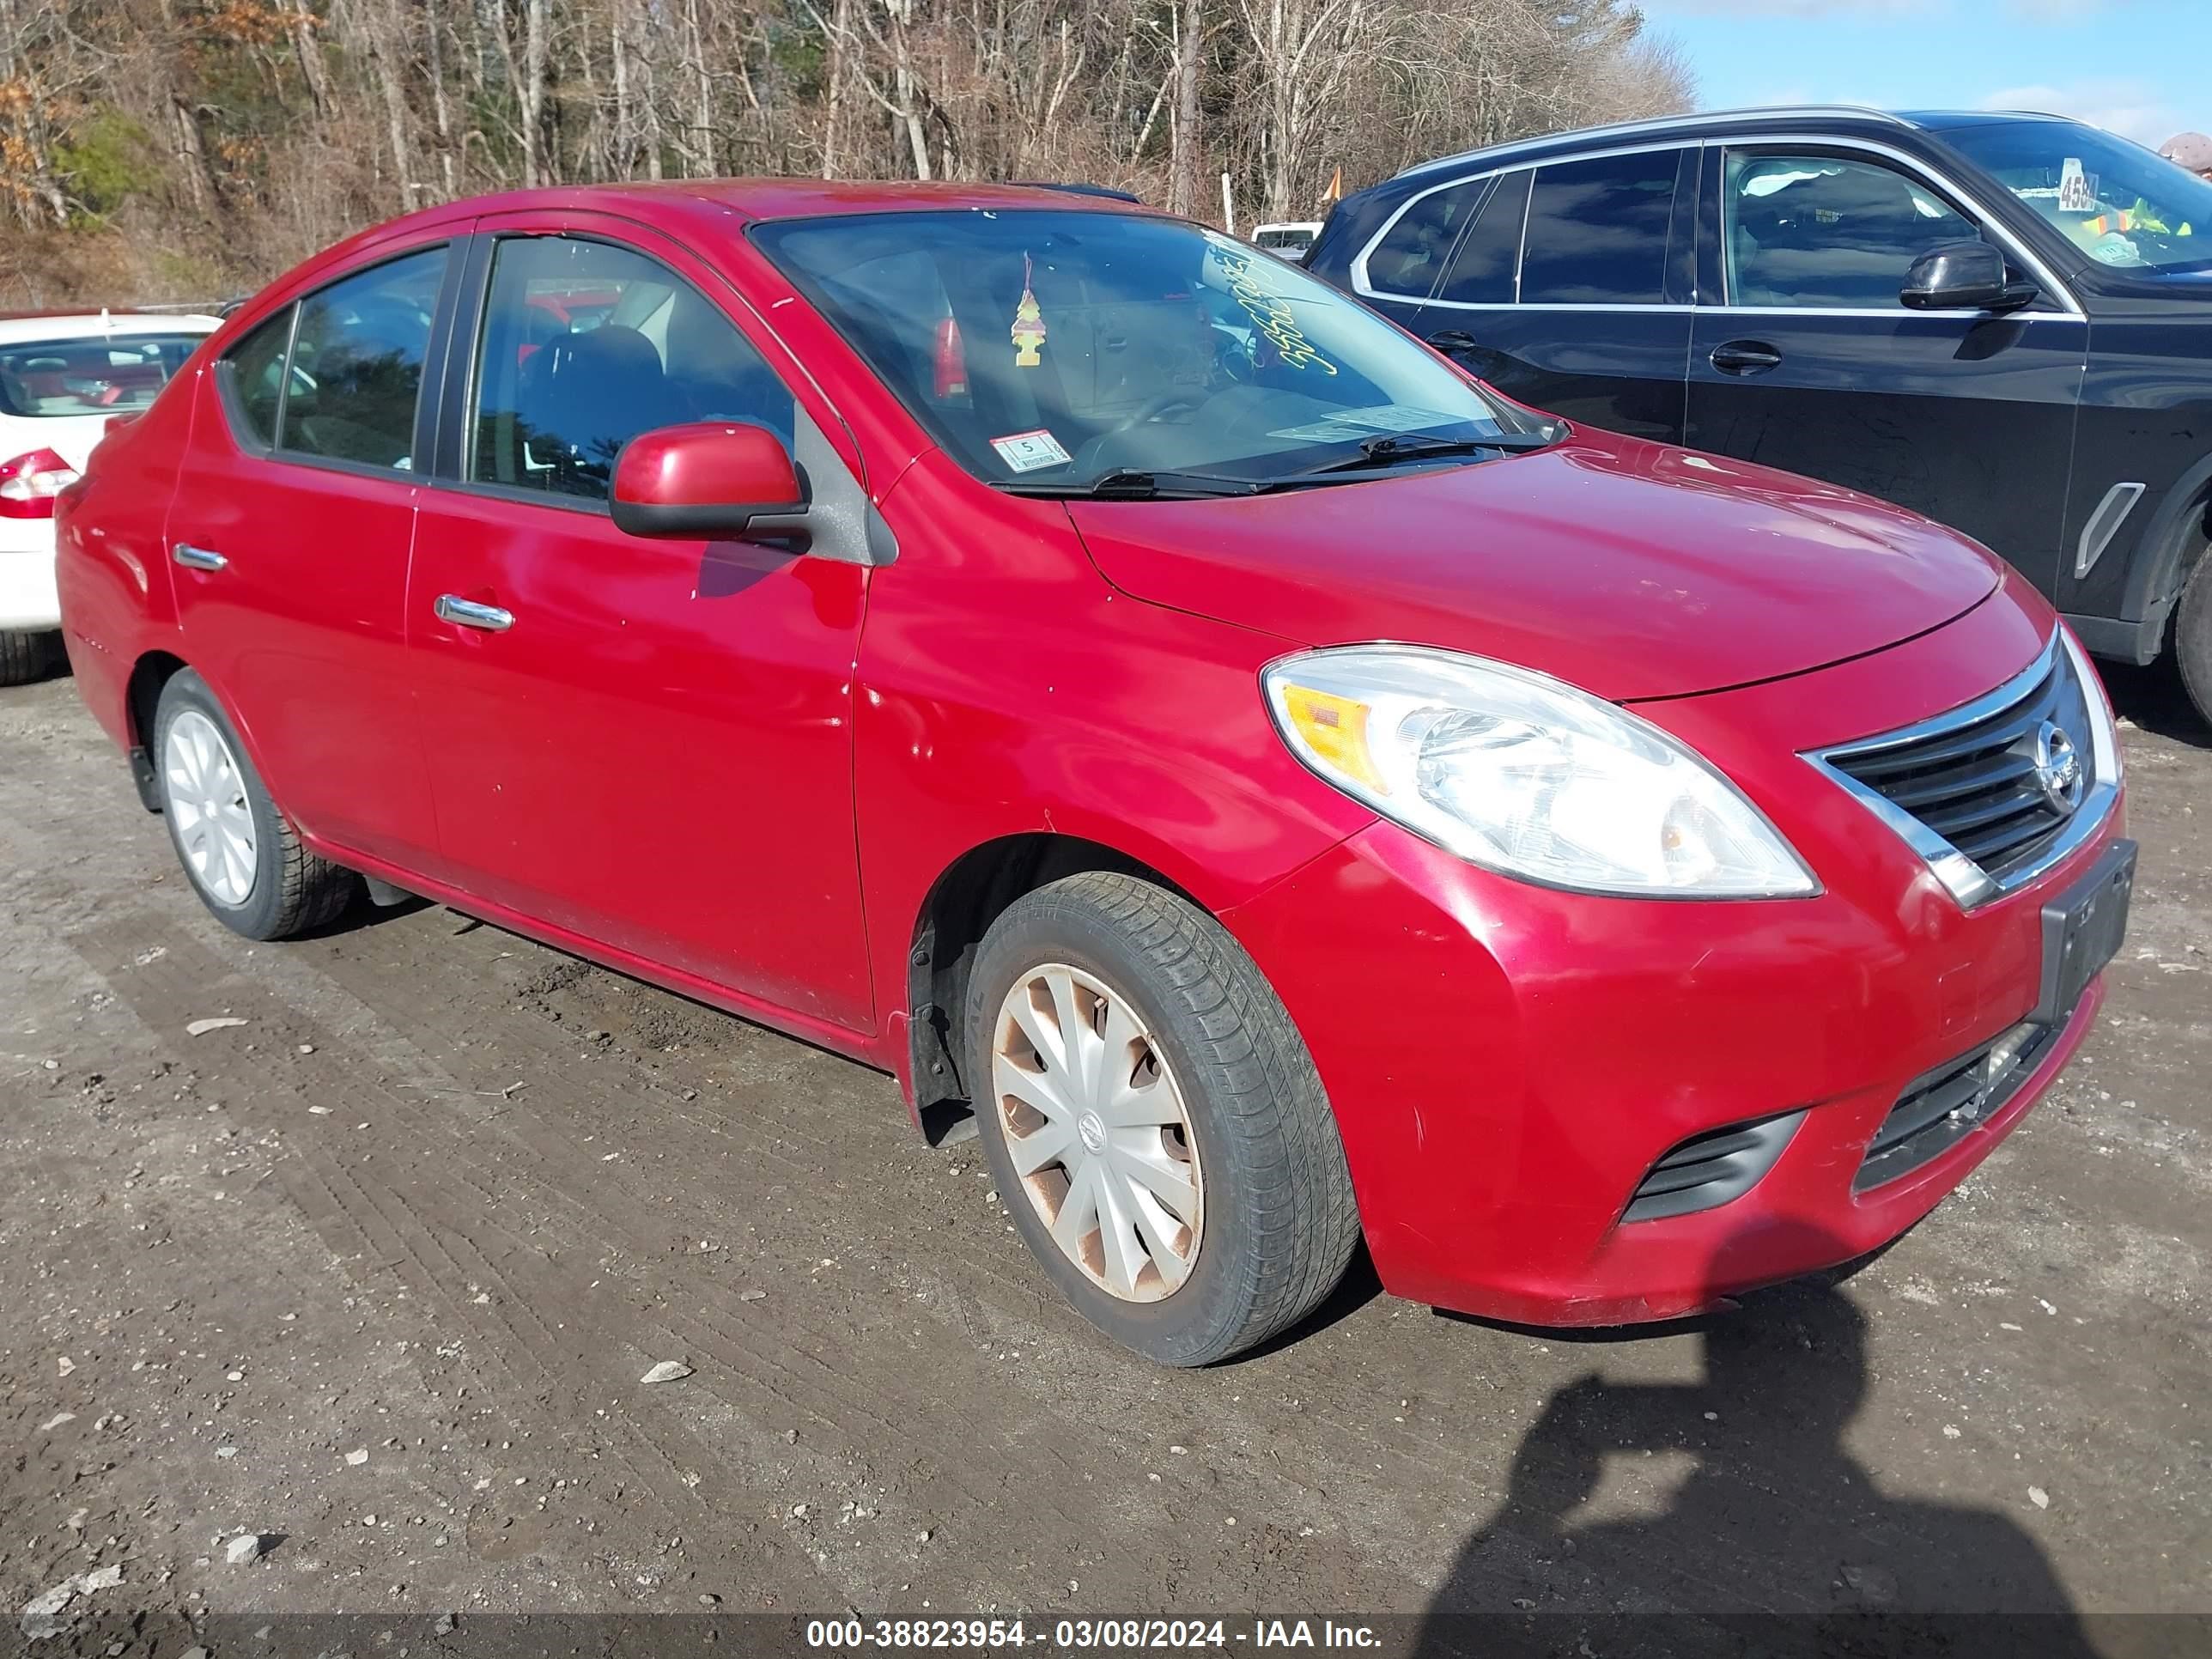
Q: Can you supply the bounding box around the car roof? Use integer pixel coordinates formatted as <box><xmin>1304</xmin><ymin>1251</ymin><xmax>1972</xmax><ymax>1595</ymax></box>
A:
<box><xmin>1385</xmin><ymin>105</ymin><xmax>2093</xmax><ymax>183</ymax></box>
<box><xmin>1899</xmin><ymin>109</ymin><xmax>2081</xmax><ymax>132</ymax></box>
<box><xmin>396</xmin><ymin>177</ymin><xmax>1158</xmax><ymax>232</ymax></box>
<box><xmin>0</xmin><ymin>311</ymin><xmax>222</xmax><ymax>344</ymax></box>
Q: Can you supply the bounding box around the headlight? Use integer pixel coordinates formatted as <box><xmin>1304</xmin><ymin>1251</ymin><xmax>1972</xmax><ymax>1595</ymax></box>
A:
<box><xmin>1263</xmin><ymin>646</ymin><xmax>1817</xmax><ymax>897</ymax></box>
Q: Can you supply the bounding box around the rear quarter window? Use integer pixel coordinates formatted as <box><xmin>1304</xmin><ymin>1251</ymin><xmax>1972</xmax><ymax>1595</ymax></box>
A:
<box><xmin>1436</xmin><ymin>170</ymin><xmax>1533</xmax><ymax>305</ymax></box>
<box><xmin>1366</xmin><ymin>180</ymin><xmax>1489</xmax><ymax>298</ymax></box>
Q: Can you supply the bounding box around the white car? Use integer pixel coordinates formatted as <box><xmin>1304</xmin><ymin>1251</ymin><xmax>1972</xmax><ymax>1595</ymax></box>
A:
<box><xmin>1250</xmin><ymin>222</ymin><xmax>1324</xmax><ymax>263</ymax></box>
<box><xmin>2</xmin><ymin>311</ymin><xmax>220</xmax><ymax>682</ymax></box>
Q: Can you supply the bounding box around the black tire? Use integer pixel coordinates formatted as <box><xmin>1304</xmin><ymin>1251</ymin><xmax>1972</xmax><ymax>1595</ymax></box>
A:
<box><xmin>2176</xmin><ymin>550</ymin><xmax>2212</xmax><ymax>733</ymax></box>
<box><xmin>966</xmin><ymin>871</ymin><xmax>1360</xmax><ymax>1366</ymax></box>
<box><xmin>0</xmin><ymin>629</ymin><xmax>58</xmax><ymax>685</ymax></box>
<box><xmin>152</xmin><ymin>669</ymin><xmax>358</xmax><ymax>940</ymax></box>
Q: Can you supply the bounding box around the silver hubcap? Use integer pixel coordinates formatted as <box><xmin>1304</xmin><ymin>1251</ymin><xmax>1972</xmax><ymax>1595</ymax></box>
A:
<box><xmin>162</xmin><ymin>708</ymin><xmax>258</xmax><ymax>907</ymax></box>
<box><xmin>992</xmin><ymin>963</ymin><xmax>1203</xmax><ymax>1303</ymax></box>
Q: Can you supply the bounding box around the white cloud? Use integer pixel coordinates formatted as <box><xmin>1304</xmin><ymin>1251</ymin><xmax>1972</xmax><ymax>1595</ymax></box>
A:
<box><xmin>1977</xmin><ymin>79</ymin><xmax>2182</xmax><ymax>146</ymax></box>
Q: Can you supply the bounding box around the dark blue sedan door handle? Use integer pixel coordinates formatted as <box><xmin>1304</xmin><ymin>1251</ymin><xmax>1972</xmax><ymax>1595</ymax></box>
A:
<box><xmin>1711</xmin><ymin>340</ymin><xmax>1784</xmax><ymax>375</ymax></box>
<box><xmin>1426</xmin><ymin>330</ymin><xmax>1483</xmax><ymax>355</ymax></box>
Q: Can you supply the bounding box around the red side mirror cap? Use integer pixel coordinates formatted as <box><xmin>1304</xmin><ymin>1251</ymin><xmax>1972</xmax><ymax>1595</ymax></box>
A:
<box><xmin>610</xmin><ymin>422</ymin><xmax>805</xmax><ymax>539</ymax></box>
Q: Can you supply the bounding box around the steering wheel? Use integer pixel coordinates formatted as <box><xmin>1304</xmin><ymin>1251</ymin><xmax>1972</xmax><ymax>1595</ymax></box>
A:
<box><xmin>1105</xmin><ymin>388</ymin><xmax>1206</xmax><ymax>437</ymax></box>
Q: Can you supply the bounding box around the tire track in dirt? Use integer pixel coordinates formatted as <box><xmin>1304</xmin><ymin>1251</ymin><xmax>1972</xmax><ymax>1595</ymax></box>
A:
<box><xmin>69</xmin><ymin>915</ymin><xmax>1310</xmax><ymax>1608</ymax></box>
<box><xmin>65</xmin><ymin>917</ymin><xmax>848</xmax><ymax>1611</ymax></box>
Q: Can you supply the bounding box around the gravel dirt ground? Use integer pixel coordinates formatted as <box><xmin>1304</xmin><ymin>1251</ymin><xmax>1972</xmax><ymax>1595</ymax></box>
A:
<box><xmin>2</xmin><ymin>659</ymin><xmax>2207</xmax><ymax>1658</ymax></box>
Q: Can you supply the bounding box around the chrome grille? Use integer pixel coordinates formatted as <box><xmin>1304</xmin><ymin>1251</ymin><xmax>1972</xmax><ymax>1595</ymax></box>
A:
<box><xmin>1805</xmin><ymin>632</ymin><xmax>2117</xmax><ymax>908</ymax></box>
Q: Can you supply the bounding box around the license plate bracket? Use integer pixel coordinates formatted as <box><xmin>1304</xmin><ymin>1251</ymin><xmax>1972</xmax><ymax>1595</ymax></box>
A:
<box><xmin>2034</xmin><ymin>838</ymin><xmax>2136</xmax><ymax>1024</ymax></box>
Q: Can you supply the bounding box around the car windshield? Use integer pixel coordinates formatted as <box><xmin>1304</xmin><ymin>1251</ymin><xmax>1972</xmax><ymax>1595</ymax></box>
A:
<box><xmin>1940</xmin><ymin>119</ymin><xmax>2212</xmax><ymax>274</ymax></box>
<box><xmin>752</xmin><ymin>210</ymin><xmax>1531</xmax><ymax>490</ymax></box>
<box><xmin>0</xmin><ymin>331</ymin><xmax>205</xmax><ymax>419</ymax></box>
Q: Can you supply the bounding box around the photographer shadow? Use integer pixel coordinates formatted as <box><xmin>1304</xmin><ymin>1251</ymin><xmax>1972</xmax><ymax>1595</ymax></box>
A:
<box><xmin>1415</xmin><ymin>1229</ymin><xmax>2098</xmax><ymax>1659</ymax></box>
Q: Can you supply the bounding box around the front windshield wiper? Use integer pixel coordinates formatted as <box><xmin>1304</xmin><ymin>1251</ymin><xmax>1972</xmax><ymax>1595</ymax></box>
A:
<box><xmin>1296</xmin><ymin>428</ymin><xmax>1562</xmax><ymax>477</ymax></box>
<box><xmin>991</xmin><ymin>467</ymin><xmax>1274</xmax><ymax>500</ymax></box>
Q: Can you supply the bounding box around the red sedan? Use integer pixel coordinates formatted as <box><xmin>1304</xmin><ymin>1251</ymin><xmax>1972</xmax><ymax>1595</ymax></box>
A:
<box><xmin>55</xmin><ymin>181</ymin><xmax>2133</xmax><ymax>1364</ymax></box>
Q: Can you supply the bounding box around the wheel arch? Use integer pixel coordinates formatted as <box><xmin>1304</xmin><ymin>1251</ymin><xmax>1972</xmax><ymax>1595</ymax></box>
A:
<box><xmin>124</xmin><ymin>648</ymin><xmax>191</xmax><ymax>811</ymax></box>
<box><xmin>903</xmin><ymin>832</ymin><xmax>1200</xmax><ymax>1134</ymax></box>
<box><xmin>2117</xmin><ymin>453</ymin><xmax>2212</xmax><ymax>648</ymax></box>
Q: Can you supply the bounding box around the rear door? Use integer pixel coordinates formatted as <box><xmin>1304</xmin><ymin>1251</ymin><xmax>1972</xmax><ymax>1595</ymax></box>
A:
<box><xmin>1409</xmin><ymin>147</ymin><xmax>1697</xmax><ymax>442</ymax></box>
<box><xmin>1684</xmin><ymin>143</ymin><xmax>2086</xmax><ymax>591</ymax></box>
<box><xmin>165</xmin><ymin>241</ymin><xmax>458</xmax><ymax>872</ymax></box>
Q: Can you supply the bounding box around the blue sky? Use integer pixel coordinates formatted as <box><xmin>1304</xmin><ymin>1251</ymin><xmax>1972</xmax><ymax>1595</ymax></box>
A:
<box><xmin>1636</xmin><ymin>0</ymin><xmax>2212</xmax><ymax>147</ymax></box>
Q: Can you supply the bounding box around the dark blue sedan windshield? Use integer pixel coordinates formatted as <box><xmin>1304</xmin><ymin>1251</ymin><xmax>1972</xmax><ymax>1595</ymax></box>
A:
<box><xmin>1942</xmin><ymin>120</ymin><xmax>2212</xmax><ymax>274</ymax></box>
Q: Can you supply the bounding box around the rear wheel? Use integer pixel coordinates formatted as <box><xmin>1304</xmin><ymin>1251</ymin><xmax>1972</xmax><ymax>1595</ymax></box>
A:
<box><xmin>153</xmin><ymin>669</ymin><xmax>358</xmax><ymax>939</ymax></box>
<box><xmin>0</xmin><ymin>629</ymin><xmax>58</xmax><ymax>685</ymax></box>
<box><xmin>2176</xmin><ymin>550</ymin><xmax>2212</xmax><ymax>732</ymax></box>
<box><xmin>967</xmin><ymin>872</ymin><xmax>1359</xmax><ymax>1365</ymax></box>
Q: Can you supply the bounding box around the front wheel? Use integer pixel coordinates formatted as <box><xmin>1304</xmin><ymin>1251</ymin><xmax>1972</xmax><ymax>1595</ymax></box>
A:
<box><xmin>153</xmin><ymin>669</ymin><xmax>358</xmax><ymax>939</ymax></box>
<box><xmin>967</xmin><ymin>872</ymin><xmax>1360</xmax><ymax>1365</ymax></box>
<box><xmin>2175</xmin><ymin>550</ymin><xmax>2212</xmax><ymax>733</ymax></box>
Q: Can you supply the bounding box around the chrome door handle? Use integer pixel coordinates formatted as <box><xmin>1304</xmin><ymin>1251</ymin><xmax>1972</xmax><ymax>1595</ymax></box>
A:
<box><xmin>434</xmin><ymin>593</ymin><xmax>514</xmax><ymax>632</ymax></box>
<box><xmin>173</xmin><ymin>543</ymin><xmax>228</xmax><ymax>571</ymax></box>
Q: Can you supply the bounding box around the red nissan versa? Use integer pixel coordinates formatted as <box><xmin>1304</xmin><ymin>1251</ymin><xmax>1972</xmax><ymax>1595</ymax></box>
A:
<box><xmin>56</xmin><ymin>182</ymin><xmax>2136</xmax><ymax>1366</ymax></box>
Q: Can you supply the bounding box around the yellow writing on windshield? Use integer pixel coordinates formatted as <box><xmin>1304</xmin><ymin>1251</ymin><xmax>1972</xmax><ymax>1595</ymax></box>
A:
<box><xmin>1218</xmin><ymin>249</ymin><xmax>1338</xmax><ymax>376</ymax></box>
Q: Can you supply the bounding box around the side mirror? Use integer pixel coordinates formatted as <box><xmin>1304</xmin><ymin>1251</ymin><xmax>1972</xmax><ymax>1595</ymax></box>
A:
<box><xmin>1901</xmin><ymin>240</ymin><xmax>2036</xmax><ymax>313</ymax></box>
<box><xmin>610</xmin><ymin>422</ymin><xmax>805</xmax><ymax>539</ymax></box>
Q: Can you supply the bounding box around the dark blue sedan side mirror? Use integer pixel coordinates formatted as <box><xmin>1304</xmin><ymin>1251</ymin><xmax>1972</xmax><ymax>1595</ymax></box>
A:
<box><xmin>1902</xmin><ymin>240</ymin><xmax>2038</xmax><ymax>313</ymax></box>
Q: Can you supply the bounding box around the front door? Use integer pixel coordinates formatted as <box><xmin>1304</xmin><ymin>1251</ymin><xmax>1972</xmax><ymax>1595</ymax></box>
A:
<box><xmin>404</xmin><ymin>222</ymin><xmax>876</xmax><ymax>1032</ymax></box>
<box><xmin>1684</xmin><ymin>145</ymin><xmax>2086</xmax><ymax>592</ymax></box>
<box><xmin>165</xmin><ymin>241</ymin><xmax>455</xmax><ymax>872</ymax></box>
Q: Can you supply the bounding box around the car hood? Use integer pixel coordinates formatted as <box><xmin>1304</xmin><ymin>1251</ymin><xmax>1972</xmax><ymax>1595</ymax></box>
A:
<box><xmin>1066</xmin><ymin>432</ymin><xmax>2002</xmax><ymax>702</ymax></box>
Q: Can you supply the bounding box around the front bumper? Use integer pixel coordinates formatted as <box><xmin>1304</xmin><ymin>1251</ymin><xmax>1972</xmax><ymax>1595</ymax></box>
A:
<box><xmin>1221</xmin><ymin>586</ymin><xmax>2126</xmax><ymax>1326</ymax></box>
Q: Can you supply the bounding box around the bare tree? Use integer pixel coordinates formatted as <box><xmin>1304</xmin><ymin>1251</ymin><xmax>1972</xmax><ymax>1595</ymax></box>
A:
<box><xmin>0</xmin><ymin>0</ymin><xmax>1694</xmax><ymax>301</ymax></box>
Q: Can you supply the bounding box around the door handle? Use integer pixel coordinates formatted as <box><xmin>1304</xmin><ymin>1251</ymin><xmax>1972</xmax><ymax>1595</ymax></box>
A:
<box><xmin>173</xmin><ymin>543</ymin><xmax>228</xmax><ymax>572</ymax></box>
<box><xmin>1710</xmin><ymin>340</ymin><xmax>1784</xmax><ymax>376</ymax></box>
<box><xmin>434</xmin><ymin>594</ymin><xmax>514</xmax><ymax>632</ymax></box>
<box><xmin>1426</xmin><ymin>329</ymin><xmax>1482</xmax><ymax>355</ymax></box>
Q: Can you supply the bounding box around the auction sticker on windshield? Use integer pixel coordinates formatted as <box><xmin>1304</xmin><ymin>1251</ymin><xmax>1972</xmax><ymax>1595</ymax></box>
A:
<box><xmin>989</xmin><ymin>428</ymin><xmax>1074</xmax><ymax>472</ymax></box>
<box><xmin>1270</xmin><ymin>404</ymin><xmax>1470</xmax><ymax>442</ymax></box>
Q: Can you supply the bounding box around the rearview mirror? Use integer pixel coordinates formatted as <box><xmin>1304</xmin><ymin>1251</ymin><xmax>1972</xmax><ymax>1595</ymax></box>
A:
<box><xmin>1901</xmin><ymin>240</ymin><xmax>2036</xmax><ymax>313</ymax></box>
<box><xmin>610</xmin><ymin>422</ymin><xmax>805</xmax><ymax>539</ymax></box>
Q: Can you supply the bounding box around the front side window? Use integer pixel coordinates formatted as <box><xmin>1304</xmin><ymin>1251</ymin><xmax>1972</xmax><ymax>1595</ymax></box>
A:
<box><xmin>1936</xmin><ymin>118</ymin><xmax>2212</xmax><ymax>274</ymax></box>
<box><xmin>1723</xmin><ymin>153</ymin><xmax>1979</xmax><ymax>308</ymax></box>
<box><xmin>470</xmin><ymin>235</ymin><xmax>793</xmax><ymax>503</ymax></box>
<box><xmin>1520</xmin><ymin>150</ymin><xmax>1682</xmax><ymax>305</ymax></box>
<box><xmin>279</xmin><ymin>247</ymin><xmax>447</xmax><ymax>469</ymax></box>
<box><xmin>756</xmin><ymin>210</ymin><xmax>1528</xmax><ymax>492</ymax></box>
<box><xmin>0</xmin><ymin>331</ymin><xmax>205</xmax><ymax>421</ymax></box>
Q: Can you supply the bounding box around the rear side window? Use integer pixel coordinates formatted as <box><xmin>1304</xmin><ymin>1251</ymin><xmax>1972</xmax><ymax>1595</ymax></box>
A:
<box><xmin>1724</xmin><ymin>152</ymin><xmax>1982</xmax><ymax>308</ymax></box>
<box><xmin>280</xmin><ymin>247</ymin><xmax>447</xmax><ymax>469</ymax></box>
<box><xmin>1435</xmin><ymin>170</ymin><xmax>1533</xmax><ymax>305</ymax></box>
<box><xmin>1520</xmin><ymin>150</ymin><xmax>1684</xmax><ymax>305</ymax></box>
<box><xmin>469</xmin><ymin>235</ymin><xmax>793</xmax><ymax>503</ymax></box>
<box><xmin>1366</xmin><ymin>180</ymin><xmax>1487</xmax><ymax>298</ymax></box>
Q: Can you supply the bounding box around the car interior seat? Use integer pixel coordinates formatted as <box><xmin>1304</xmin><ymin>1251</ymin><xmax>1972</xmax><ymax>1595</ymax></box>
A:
<box><xmin>1735</xmin><ymin>165</ymin><xmax>1937</xmax><ymax>308</ymax></box>
<box><xmin>525</xmin><ymin>322</ymin><xmax>670</xmax><ymax>490</ymax></box>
